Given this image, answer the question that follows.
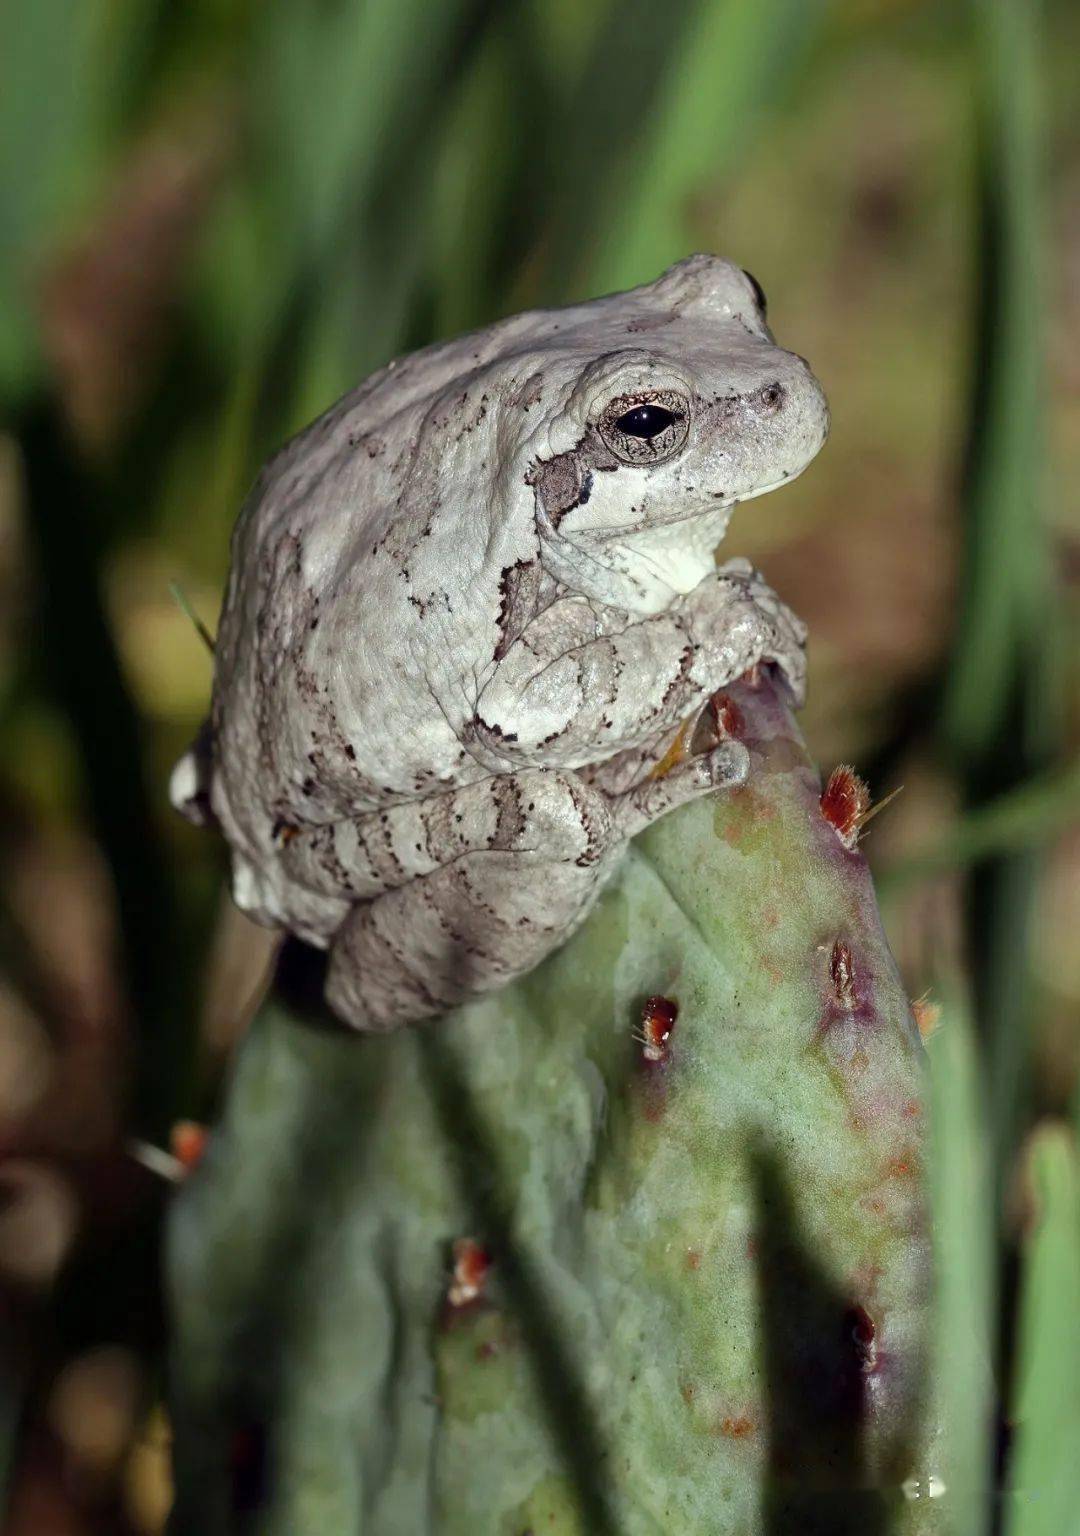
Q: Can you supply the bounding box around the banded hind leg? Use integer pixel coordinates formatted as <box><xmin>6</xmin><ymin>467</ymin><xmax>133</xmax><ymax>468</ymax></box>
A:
<box><xmin>323</xmin><ymin>741</ymin><xmax>747</xmax><ymax>1032</ymax></box>
<box><xmin>324</xmin><ymin>768</ymin><xmax>618</xmax><ymax>1029</ymax></box>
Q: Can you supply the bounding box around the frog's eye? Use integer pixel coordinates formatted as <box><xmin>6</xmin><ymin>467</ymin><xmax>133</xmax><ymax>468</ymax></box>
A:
<box><xmin>742</xmin><ymin>268</ymin><xmax>768</xmax><ymax>316</ymax></box>
<box><xmin>598</xmin><ymin>389</ymin><xmax>690</xmax><ymax>465</ymax></box>
<box><xmin>615</xmin><ymin>404</ymin><xmax>677</xmax><ymax>439</ymax></box>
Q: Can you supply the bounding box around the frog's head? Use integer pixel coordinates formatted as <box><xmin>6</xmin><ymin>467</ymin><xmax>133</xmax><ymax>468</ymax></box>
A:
<box><xmin>529</xmin><ymin>254</ymin><xmax>829</xmax><ymax>614</ymax></box>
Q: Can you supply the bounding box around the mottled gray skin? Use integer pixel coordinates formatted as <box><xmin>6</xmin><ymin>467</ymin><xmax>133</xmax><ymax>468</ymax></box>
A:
<box><xmin>172</xmin><ymin>255</ymin><xmax>829</xmax><ymax>1030</ymax></box>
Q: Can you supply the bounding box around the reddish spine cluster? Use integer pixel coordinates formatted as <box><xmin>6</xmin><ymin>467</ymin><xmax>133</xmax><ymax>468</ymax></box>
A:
<box><xmin>705</xmin><ymin>692</ymin><xmax>744</xmax><ymax>741</ymax></box>
<box><xmin>820</xmin><ymin>766</ymin><xmax>872</xmax><ymax>850</ymax></box>
<box><xmin>848</xmin><ymin>1304</ymin><xmax>877</xmax><ymax>1362</ymax></box>
<box><xmin>910</xmin><ymin>992</ymin><xmax>941</xmax><ymax>1039</ymax></box>
<box><xmin>637</xmin><ymin>995</ymin><xmax>678</xmax><ymax>1064</ymax></box>
<box><xmin>170</xmin><ymin>1120</ymin><xmax>210</xmax><ymax>1174</ymax></box>
<box><xmin>829</xmin><ymin>941</ymin><xmax>857</xmax><ymax>1011</ymax></box>
<box><xmin>448</xmin><ymin>1238</ymin><xmax>491</xmax><ymax>1308</ymax></box>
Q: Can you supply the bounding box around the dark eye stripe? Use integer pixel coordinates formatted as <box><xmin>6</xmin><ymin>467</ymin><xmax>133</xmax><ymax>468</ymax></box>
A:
<box><xmin>614</xmin><ymin>404</ymin><xmax>681</xmax><ymax>440</ymax></box>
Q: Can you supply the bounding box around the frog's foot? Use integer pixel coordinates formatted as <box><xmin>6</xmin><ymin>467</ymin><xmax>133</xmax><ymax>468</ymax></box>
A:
<box><xmin>168</xmin><ymin>720</ymin><xmax>216</xmax><ymax>827</ymax></box>
<box><xmin>715</xmin><ymin>558</ymin><xmax>807</xmax><ymax>706</ymax></box>
<box><xmin>610</xmin><ymin>739</ymin><xmax>749</xmax><ymax>841</ymax></box>
<box><xmin>324</xmin><ymin>769</ymin><xmax>620</xmax><ymax>1031</ymax></box>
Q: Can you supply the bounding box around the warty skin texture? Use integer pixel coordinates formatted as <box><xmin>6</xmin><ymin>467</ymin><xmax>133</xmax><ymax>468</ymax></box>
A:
<box><xmin>172</xmin><ymin>254</ymin><xmax>830</xmax><ymax>1029</ymax></box>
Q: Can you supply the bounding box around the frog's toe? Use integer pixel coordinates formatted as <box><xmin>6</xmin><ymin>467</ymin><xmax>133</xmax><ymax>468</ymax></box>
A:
<box><xmin>700</xmin><ymin>739</ymin><xmax>750</xmax><ymax>789</ymax></box>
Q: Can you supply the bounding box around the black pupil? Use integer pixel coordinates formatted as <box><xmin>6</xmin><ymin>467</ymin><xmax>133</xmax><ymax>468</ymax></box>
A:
<box><xmin>615</xmin><ymin>404</ymin><xmax>679</xmax><ymax>440</ymax></box>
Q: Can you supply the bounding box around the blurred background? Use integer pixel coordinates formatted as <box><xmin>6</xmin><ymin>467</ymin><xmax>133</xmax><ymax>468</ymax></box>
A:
<box><xmin>0</xmin><ymin>0</ymin><xmax>1077</xmax><ymax>1530</ymax></box>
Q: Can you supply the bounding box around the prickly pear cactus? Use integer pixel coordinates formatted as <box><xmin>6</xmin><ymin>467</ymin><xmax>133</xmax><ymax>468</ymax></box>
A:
<box><xmin>166</xmin><ymin>676</ymin><xmax>936</xmax><ymax>1534</ymax></box>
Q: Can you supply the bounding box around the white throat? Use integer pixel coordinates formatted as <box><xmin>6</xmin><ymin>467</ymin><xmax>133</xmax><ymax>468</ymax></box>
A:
<box><xmin>538</xmin><ymin>502</ymin><xmax>734</xmax><ymax>615</ymax></box>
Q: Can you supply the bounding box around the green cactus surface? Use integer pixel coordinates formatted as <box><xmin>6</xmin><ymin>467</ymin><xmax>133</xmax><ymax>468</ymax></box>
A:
<box><xmin>166</xmin><ymin>676</ymin><xmax>937</xmax><ymax>1534</ymax></box>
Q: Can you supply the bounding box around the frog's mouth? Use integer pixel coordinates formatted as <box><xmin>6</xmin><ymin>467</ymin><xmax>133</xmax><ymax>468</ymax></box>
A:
<box><xmin>571</xmin><ymin>468</ymin><xmax>800</xmax><ymax>544</ymax></box>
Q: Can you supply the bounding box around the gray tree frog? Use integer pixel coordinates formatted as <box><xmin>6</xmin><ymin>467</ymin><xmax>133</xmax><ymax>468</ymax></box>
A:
<box><xmin>172</xmin><ymin>254</ymin><xmax>829</xmax><ymax>1030</ymax></box>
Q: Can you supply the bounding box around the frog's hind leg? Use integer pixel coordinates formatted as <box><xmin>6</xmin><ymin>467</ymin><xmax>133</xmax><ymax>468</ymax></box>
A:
<box><xmin>324</xmin><ymin>741</ymin><xmax>748</xmax><ymax>1030</ymax></box>
<box><xmin>324</xmin><ymin>770</ymin><xmax>619</xmax><ymax>1031</ymax></box>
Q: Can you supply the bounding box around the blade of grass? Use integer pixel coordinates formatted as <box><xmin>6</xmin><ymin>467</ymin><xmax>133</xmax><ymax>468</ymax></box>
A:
<box><xmin>197</xmin><ymin>0</ymin><xmax>497</xmax><ymax>513</ymax></box>
<box><xmin>938</xmin><ymin>0</ymin><xmax>1056</xmax><ymax>1260</ymax></box>
<box><xmin>880</xmin><ymin>758</ymin><xmax>1080</xmax><ymax>893</ymax></box>
<box><xmin>584</xmin><ymin>0</ymin><xmax>824</xmax><ymax>296</ymax></box>
<box><xmin>942</xmin><ymin>0</ymin><xmax>1053</xmax><ymax>766</ymax></box>
<box><xmin>429</xmin><ymin>20</ymin><xmax>522</xmax><ymax>338</ymax></box>
<box><xmin>1003</xmin><ymin>1125</ymin><xmax>1080</xmax><ymax>1536</ymax></box>
<box><xmin>16</xmin><ymin>397</ymin><xmax>189</xmax><ymax>1140</ymax></box>
<box><xmin>532</xmin><ymin>0</ymin><xmax>824</xmax><ymax>303</ymax></box>
<box><xmin>925</xmin><ymin>981</ymin><xmax>995</xmax><ymax>1535</ymax></box>
<box><xmin>528</xmin><ymin>0</ymin><xmax>703</xmax><ymax>303</ymax></box>
<box><xmin>0</xmin><ymin>1</ymin><xmax>105</xmax><ymax>399</ymax></box>
<box><xmin>0</xmin><ymin>0</ymin><xmax>177</xmax><ymax>404</ymax></box>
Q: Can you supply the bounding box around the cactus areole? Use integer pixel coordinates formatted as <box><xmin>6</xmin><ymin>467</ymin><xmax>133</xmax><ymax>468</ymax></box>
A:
<box><xmin>167</xmin><ymin>265</ymin><xmax>935</xmax><ymax>1533</ymax></box>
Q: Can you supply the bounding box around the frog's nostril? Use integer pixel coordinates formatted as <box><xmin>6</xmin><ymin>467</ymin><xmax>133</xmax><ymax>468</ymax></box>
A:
<box><xmin>758</xmin><ymin>383</ymin><xmax>785</xmax><ymax>414</ymax></box>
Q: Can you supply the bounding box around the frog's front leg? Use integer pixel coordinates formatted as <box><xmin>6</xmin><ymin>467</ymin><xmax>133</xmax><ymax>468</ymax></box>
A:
<box><xmin>471</xmin><ymin>568</ymin><xmax>805</xmax><ymax>771</ymax></box>
<box><xmin>610</xmin><ymin>736</ymin><xmax>750</xmax><ymax>838</ymax></box>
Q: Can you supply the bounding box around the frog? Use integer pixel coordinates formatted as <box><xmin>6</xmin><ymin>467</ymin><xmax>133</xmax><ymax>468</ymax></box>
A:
<box><xmin>171</xmin><ymin>253</ymin><xmax>829</xmax><ymax>1031</ymax></box>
